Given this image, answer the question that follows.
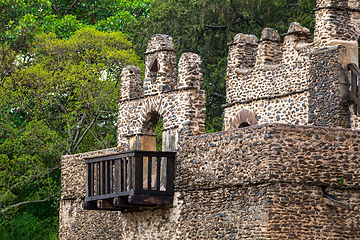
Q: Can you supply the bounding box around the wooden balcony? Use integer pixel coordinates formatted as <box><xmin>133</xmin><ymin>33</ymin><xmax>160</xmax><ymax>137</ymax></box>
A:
<box><xmin>83</xmin><ymin>150</ymin><xmax>176</xmax><ymax>211</ymax></box>
<box><xmin>349</xmin><ymin>63</ymin><xmax>360</xmax><ymax>114</ymax></box>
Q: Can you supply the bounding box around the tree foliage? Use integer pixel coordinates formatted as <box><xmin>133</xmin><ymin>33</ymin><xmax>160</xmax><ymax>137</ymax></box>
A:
<box><xmin>0</xmin><ymin>0</ymin><xmax>152</xmax><ymax>50</ymax></box>
<box><xmin>0</xmin><ymin>27</ymin><xmax>142</xmax><ymax>238</ymax></box>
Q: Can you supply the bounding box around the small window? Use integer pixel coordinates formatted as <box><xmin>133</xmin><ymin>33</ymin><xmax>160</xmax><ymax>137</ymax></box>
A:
<box><xmin>149</xmin><ymin>58</ymin><xmax>159</xmax><ymax>73</ymax></box>
<box><xmin>238</xmin><ymin>122</ymin><xmax>250</xmax><ymax>128</ymax></box>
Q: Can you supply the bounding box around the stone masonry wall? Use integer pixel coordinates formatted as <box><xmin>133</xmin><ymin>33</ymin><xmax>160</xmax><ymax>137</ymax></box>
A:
<box><xmin>117</xmin><ymin>35</ymin><xmax>206</xmax><ymax>151</ymax></box>
<box><xmin>224</xmin><ymin>24</ymin><xmax>314</xmax><ymax>130</ymax></box>
<box><xmin>117</xmin><ymin>87</ymin><xmax>206</xmax><ymax>150</ymax></box>
<box><xmin>223</xmin><ymin>92</ymin><xmax>309</xmax><ymax>130</ymax></box>
<box><xmin>143</xmin><ymin>34</ymin><xmax>177</xmax><ymax>94</ymax></box>
<box><xmin>308</xmin><ymin>45</ymin><xmax>351</xmax><ymax>127</ymax></box>
<box><xmin>315</xmin><ymin>0</ymin><xmax>360</xmax><ymax>48</ymax></box>
<box><xmin>224</xmin><ymin>19</ymin><xmax>360</xmax><ymax>130</ymax></box>
<box><xmin>60</xmin><ymin>124</ymin><xmax>360</xmax><ymax>239</ymax></box>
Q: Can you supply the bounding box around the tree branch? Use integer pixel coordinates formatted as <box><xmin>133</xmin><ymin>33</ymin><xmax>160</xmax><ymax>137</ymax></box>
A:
<box><xmin>68</xmin><ymin>112</ymin><xmax>87</xmax><ymax>154</ymax></box>
<box><xmin>51</xmin><ymin>4</ymin><xmax>62</xmax><ymax>19</ymax></box>
<box><xmin>71</xmin><ymin>115</ymin><xmax>98</xmax><ymax>153</ymax></box>
<box><xmin>229</xmin><ymin>0</ymin><xmax>264</xmax><ymax>27</ymax></box>
<box><xmin>65</xmin><ymin>0</ymin><xmax>78</xmax><ymax>16</ymax></box>
<box><xmin>0</xmin><ymin>166</ymin><xmax>58</xmax><ymax>205</ymax></box>
<box><xmin>0</xmin><ymin>197</ymin><xmax>51</xmax><ymax>215</ymax></box>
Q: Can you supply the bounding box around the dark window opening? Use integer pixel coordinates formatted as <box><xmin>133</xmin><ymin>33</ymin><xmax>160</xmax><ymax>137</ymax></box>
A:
<box><xmin>143</xmin><ymin>111</ymin><xmax>160</xmax><ymax>135</ymax></box>
<box><xmin>149</xmin><ymin>58</ymin><xmax>159</xmax><ymax>84</ymax></box>
<box><xmin>142</xmin><ymin>111</ymin><xmax>163</xmax><ymax>151</ymax></box>
<box><xmin>238</xmin><ymin>122</ymin><xmax>250</xmax><ymax>128</ymax></box>
<box><xmin>150</xmin><ymin>58</ymin><xmax>159</xmax><ymax>73</ymax></box>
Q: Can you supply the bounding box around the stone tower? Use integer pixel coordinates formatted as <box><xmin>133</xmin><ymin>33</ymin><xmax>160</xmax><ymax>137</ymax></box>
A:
<box><xmin>143</xmin><ymin>34</ymin><xmax>177</xmax><ymax>94</ymax></box>
<box><xmin>60</xmin><ymin>1</ymin><xmax>360</xmax><ymax>239</ymax></box>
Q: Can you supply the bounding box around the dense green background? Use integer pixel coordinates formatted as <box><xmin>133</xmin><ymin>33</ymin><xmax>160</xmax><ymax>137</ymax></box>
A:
<box><xmin>0</xmin><ymin>0</ymin><xmax>315</xmax><ymax>238</ymax></box>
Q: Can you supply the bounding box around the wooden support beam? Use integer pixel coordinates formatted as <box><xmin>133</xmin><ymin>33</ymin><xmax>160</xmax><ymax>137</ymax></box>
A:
<box><xmin>131</xmin><ymin>195</ymin><xmax>173</xmax><ymax>205</ymax></box>
<box><xmin>83</xmin><ymin>201</ymin><xmax>98</xmax><ymax>210</ymax></box>
<box><xmin>166</xmin><ymin>156</ymin><xmax>175</xmax><ymax>195</ymax></box>
<box><xmin>134</xmin><ymin>156</ymin><xmax>143</xmax><ymax>193</ymax></box>
<box><xmin>99</xmin><ymin>161</ymin><xmax>105</xmax><ymax>195</ymax></box>
<box><xmin>87</xmin><ymin>163</ymin><xmax>94</xmax><ymax>197</ymax></box>
<box><xmin>97</xmin><ymin>199</ymin><xmax>117</xmax><ymax>209</ymax></box>
<box><xmin>156</xmin><ymin>157</ymin><xmax>161</xmax><ymax>191</ymax></box>
<box><xmin>113</xmin><ymin>197</ymin><xmax>131</xmax><ymax>207</ymax></box>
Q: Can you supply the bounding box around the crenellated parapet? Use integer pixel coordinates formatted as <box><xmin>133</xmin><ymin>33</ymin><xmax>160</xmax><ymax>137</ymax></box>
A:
<box><xmin>224</xmin><ymin>14</ymin><xmax>359</xmax><ymax>131</ymax></box>
<box><xmin>119</xmin><ymin>65</ymin><xmax>143</xmax><ymax>100</ymax></box>
<box><xmin>225</xmin><ymin>23</ymin><xmax>313</xmax><ymax>106</ymax></box>
<box><xmin>177</xmin><ymin>52</ymin><xmax>203</xmax><ymax>89</ymax></box>
<box><xmin>117</xmin><ymin>35</ymin><xmax>206</xmax><ymax>152</ymax></box>
<box><xmin>255</xmin><ymin>28</ymin><xmax>282</xmax><ymax>66</ymax></box>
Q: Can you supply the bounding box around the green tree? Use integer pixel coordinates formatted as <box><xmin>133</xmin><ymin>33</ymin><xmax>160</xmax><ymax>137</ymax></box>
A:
<box><xmin>0</xmin><ymin>27</ymin><xmax>142</xmax><ymax>238</ymax></box>
<box><xmin>0</xmin><ymin>0</ymin><xmax>152</xmax><ymax>50</ymax></box>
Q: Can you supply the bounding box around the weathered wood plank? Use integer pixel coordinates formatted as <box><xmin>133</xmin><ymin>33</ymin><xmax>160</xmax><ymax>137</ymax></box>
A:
<box><xmin>166</xmin><ymin>157</ymin><xmax>175</xmax><ymax>194</ymax></box>
<box><xmin>104</xmin><ymin>161</ymin><xmax>109</xmax><ymax>194</ymax></box>
<box><xmin>99</xmin><ymin>161</ymin><xmax>105</xmax><ymax>195</ymax></box>
<box><xmin>131</xmin><ymin>195</ymin><xmax>173</xmax><ymax>205</ymax></box>
<box><xmin>85</xmin><ymin>190</ymin><xmax>134</xmax><ymax>202</ymax></box>
<box><xmin>113</xmin><ymin>196</ymin><xmax>131</xmax><ymax>207</ymax></box>
<box><xmin>87</xmin><ymin>163</ymin><xmax>94</xmax><ymax>197</ymax></box>
<box><xmin>97</xmin><ymin>199</ymin><xmax>117</xmax><ymax>209</ymax></box>
<box><xmin>122</xmin><ymin>157</ymin><xmax>127</xmax><ymax>191</ymax></box>
<box><xmin>95</xmin><ymin>162</ymin><xmax>99</xmax><ymax>195</ymax></box>
<box><xmin>83</xmin><ymin>201</ymin><xmax>98</xmax><ymax>210</ymax></box>
<box><xmin>114</xmin><ymin>159</ymin><xmax>120</xmax><ymax>193</ymax></box>
<box><xmin>84</xmin><ymin>150</ymin><xmax>176</xmax><ymax>163</ymax></box>
<box><xmin>349</xmin><ymin>63</ymin><xmax>360</xmax><ymax>77</ymax></box>
<box><xmin>349</xmin><ymin>91</ymin><xmax>360</xmax><ymax>107</ymax></box>
<box><xmin>109</xmin><ymin>160</ymin><xmax>113</xmax><ymax>194</ymax></box>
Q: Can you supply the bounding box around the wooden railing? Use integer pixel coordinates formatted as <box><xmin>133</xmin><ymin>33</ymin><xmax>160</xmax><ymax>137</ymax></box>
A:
<box><xmin>348</xmin><ymin>63</ymin><xmax>360</xmax><ymax>114</ymax></box>
<box><xmin>83</xmin><ymin>150</ymin><xmax>176</xmax><ymax>210</ymax></box>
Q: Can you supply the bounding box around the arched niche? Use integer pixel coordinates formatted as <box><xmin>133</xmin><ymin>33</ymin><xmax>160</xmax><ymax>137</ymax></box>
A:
<box><xmin>129</xmin><ymin>111</ymin><xmax>162</xmax><ymax>151</ymax></box>
<box><xmin>230</xmin><ymin>109</ymin><xmax>257</xmax><ymax>130</ymax></box>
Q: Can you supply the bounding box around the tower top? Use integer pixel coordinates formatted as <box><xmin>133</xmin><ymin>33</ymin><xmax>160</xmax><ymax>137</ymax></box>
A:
<box><xmin>144</xmin><ymin>34</ymin><xmax>176</xmax><ymax>55</ymax></box>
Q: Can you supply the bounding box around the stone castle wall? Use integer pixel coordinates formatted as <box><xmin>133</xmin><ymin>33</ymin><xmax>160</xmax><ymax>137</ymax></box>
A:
<box><xmin>117</xmin><ymin>35</ymin><xmax>206</xmax><ymax>151</ymax></box>
<box><xmin>224</xmin><ymin>0</ymin><xmax>360</xmax><ymax>131</ymax></box>
<box><xmin>59</xmin><ymin>0</ymin><xmax>360</xmax><ymax>238</ymax></box>
<box><xmin>117</xmin><ymin>87</ymin><xmax>206</xmax><ymax>150</ymax></box>
<box><xmin>60</xmin><ymin>124</ymin><xmax>360</xmax><ymax>239</ymax></box>
<box><xmin>223</xmin><ymin>27</ymin><xmax>357</xmax><ymax>130</ymax></box>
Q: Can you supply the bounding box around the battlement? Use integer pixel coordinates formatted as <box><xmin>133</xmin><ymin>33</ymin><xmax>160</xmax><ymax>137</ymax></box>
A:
<box><xmin>224</xmin><ymin>0</ymin><xmax>360</xmax><ymax>131</ymax></box>
<box><xmin>117</xmin><ymin>35</ymin><xmax>206</xmax><ymax>152</ymax></box>
<box><xmin>120</xmin><ymin>35</ymin><xmax>204</xmax><ymax>99</ymax></box>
